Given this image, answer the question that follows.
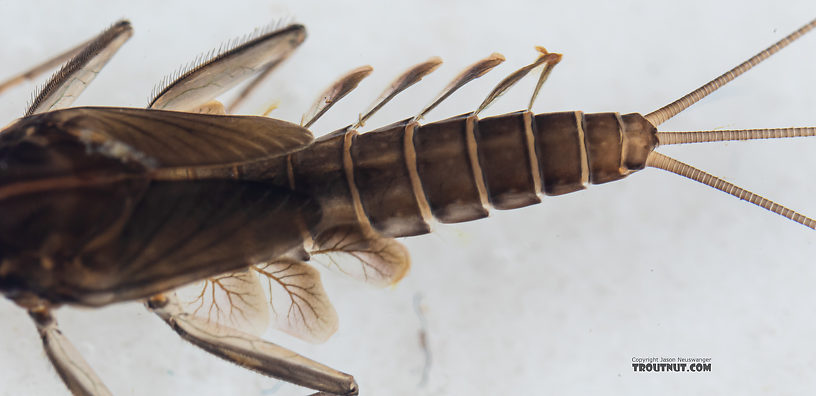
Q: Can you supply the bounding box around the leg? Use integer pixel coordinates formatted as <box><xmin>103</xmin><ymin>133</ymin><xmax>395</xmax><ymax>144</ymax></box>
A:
<box><xmin>146</xmin><ymin>293</ymin><xmax>358</xmax><ymax>395</ymax></box>
<box><xmin>27</xmin><ymin>20</ymin><xmax>133</xmax><ymax>115</ymax></box>
<box><xmin>148</xmin><ymin>24</ymin><xmax>306</xmax><ymax>112</ymax></box>
<box><xmin>0</xmin><ymin>36</ymin><xmax>87</xmax><ymax>96</ymax></box>
<box><xmin>28</xmin><ymin>307</ymin><xmax>113</xmax><ymax>396</ymax></box>
<box><xmin>224</xmin><ymin>61</ymin><xmax>279</xmax><ymax>114</ymax></box>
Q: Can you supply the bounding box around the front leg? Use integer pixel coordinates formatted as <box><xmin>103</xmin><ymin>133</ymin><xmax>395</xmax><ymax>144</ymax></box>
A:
<box><xmin>28</xmin><ymin>306</ymin><xmax>113</xmax><ymax>396</ymax></box>
<box><xmin>146</xmin><ymin>293</ymin><xmax>358</xmax><ymax>395</ymax></box>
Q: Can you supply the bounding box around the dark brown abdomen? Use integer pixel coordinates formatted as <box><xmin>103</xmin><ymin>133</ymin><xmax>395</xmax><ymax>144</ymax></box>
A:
<box><xmin>286</xmin><ymin>110</ymin><xmax>633</xmax><ymax>239</ymax></box>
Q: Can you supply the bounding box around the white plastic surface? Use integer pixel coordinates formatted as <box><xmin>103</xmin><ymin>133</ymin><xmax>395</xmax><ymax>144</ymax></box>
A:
<box><xmin>1</xmin><ymin>1</ymin><xmax>816</xmax><ymax>395</ymax></box>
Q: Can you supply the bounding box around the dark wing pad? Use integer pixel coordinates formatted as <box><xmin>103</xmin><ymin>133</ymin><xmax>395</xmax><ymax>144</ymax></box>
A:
<box><xmin>0</xmin><ymin>180</ymin><xmax>319</xmax><ymax>307</ymax></box>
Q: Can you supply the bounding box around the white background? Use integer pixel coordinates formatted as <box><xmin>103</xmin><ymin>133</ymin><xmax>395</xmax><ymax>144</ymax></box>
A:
<box><xmin>2</xmin><ymin>0</ymin><xmax>816</xmax><ymax>395</ymax></box>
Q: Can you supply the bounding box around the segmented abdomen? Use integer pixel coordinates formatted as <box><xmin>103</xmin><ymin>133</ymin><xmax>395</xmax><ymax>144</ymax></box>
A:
<box><xmin>280</xmin><ymin>110</ymin><xmax>632</xmax><ymax>239</ymax></box>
